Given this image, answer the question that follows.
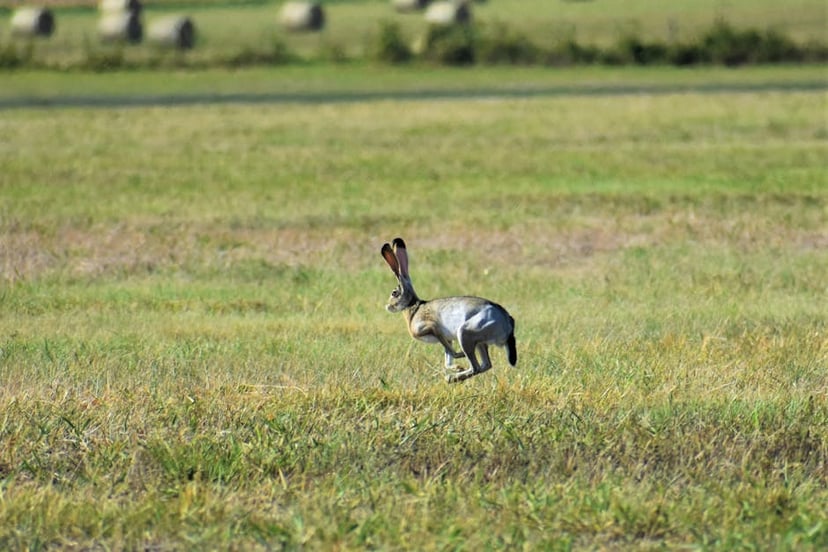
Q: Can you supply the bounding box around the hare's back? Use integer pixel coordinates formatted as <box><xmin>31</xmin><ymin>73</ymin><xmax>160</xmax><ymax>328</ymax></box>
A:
<box><xmin>431</xmin><ymin>296</ymin><xmax>510</xmax><ymax>334</ymax></box>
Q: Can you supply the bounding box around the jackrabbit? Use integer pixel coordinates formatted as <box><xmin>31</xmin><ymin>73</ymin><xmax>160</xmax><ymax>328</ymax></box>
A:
<box><xmin>381</xmin><ymin>237</ymin><xmax>517</xmax><ymax>383</ymax></box>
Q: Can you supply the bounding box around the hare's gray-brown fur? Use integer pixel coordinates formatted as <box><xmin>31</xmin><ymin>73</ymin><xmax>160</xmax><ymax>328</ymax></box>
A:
<box><xmin>381</xmin><ymin>238</ymin><xmax>516</xmax><ymax>383</ymax></box>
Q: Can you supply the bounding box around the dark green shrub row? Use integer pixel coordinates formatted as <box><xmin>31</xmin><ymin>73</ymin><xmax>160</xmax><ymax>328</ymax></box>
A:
<box><xmin>379</xmin><ymin>19</ymin><xmax>828</xmax><ymax>67</ymax></box>
<box><xmin>0</xmin><ymin>41</ymin><xmax>33</xmax><ymax>69</ymax></box>
<box><xmin>2</xmin><ymin>18</ymin><xmax>825</xmax><ymax>71</ymax></box>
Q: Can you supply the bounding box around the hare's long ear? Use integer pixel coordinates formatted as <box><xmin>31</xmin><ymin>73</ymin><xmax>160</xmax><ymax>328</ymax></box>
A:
<box><xmin>392</xmin><ymin>238</ymin><xmax>409</xmax><ymax>278</ymax></box>
<box><xmin>381</xmin><ymin>243</ymin><xmax>400</xmax><ymax>277</ymax></box>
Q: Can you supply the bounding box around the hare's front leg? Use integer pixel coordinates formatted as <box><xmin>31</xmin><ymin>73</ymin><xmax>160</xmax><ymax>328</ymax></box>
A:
<box><xmin>443</xmin><ymin>346</ymin><xmax>465</xmax><ymax>367</ymax></box>
<box><xmin>442</xmin><ymin>344</ymin><xmax>468</xmax><ymax>382</ymax></box>
<box><xmin>433</xmin><ymin>334</ymin><xmax>464</xmax><ymax>368</ymax></box>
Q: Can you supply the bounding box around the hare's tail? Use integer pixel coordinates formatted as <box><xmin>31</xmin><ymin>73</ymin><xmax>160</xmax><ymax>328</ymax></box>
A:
<box><xmin>506</xmin><ymin>316</ymin><xmax>517</xmax><ymax>367</ymax></box>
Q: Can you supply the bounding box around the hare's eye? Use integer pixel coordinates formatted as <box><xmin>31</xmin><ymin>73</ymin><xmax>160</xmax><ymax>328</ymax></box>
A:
<box><xmin>391</xmin><ymin>290</ymin><xmax>400</xmax><ymax>298</ymax></box>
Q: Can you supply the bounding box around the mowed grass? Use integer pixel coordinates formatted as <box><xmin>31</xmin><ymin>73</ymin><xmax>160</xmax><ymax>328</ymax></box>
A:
<box><xmin>0</xmin><ymin>65</ymin><xmax>827</xmax><ymax>549</ymax></box>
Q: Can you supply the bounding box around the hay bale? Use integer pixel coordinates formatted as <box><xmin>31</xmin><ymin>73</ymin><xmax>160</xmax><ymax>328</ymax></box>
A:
<box><xmin>98</xmin><ymin>0</ymin><xmax>142</xmax><ymax>15</ymax></box>
<box><xmin>10</xmin><ymin>7</ymin><xmax>55</xmax><ymax>38</ymax></box>
<box><xmin>424</xmin><ymin>1</ymin><xmax>471</xmax><ymax>26</ymax></box>
<box><xmin>147</xmin><ymin>16</ymin><xmax>196</xmax><ymax>50</ymax></box>
<box><xmin>98</xmin><ymin>11</ymin><xmax>142</xmax><ymax>43</ymax></box>
<box><xmin>279</xmin><ymin>1</ymin><xmax>325</xmax><ymax>32</ymax></box>
<box><xmin>392</xmin><ymin>0</ymin><xmax>430</xmax><ymax>12</ymax></box>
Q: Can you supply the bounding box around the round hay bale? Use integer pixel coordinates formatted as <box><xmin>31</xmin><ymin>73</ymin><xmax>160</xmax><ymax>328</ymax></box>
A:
<box><xmin>424</xmin><ymin>1</ymin><xmax>471</xmax><ymax>26</ymax></box>
<box><xmin>98</xmin><ymin>0</ymin><xmax>142</xmax><ymax>15</ymax></box>
<box><xmin>279</xmin><ymin>1</ymin><xmax>325</xmax><ymax>32</ymax></box>
<box><xmin>98</xmin><ymin>12</ymin><xmax>142</xmax><ymax>43</ymax></box>
<box><xmin>148</xmin><ymin>15</ymin><xmax>196</xmax><ymax>50</ymax></box>
<box><xmin>10</xmin><ymin>7</ymin><xmax>55</xmax><ymax>38</ymax></box>
<box><xmin>392</xmin><ymin>0</ymin><xmax>430</xmax><ymax>12</ymax></box>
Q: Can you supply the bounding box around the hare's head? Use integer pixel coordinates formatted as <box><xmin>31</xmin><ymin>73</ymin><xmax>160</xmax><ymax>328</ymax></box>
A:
<box><xmin>381</xmin><ymin>238</ymin><xmax>418</xmax><ymax>313</ymax></box>
<box><xmin>385</xmin><ymin>279</ymin><xmax>414</xmax><ymax>313</ymax></box>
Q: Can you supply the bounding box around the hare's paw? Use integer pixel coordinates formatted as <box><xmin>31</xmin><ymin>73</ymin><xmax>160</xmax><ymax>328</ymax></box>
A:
<box><xmin>445</xmin><ymin>368</ymin><xmax>474</xmax><ymax>384</ymax></box>
<box><xmin>443</xmin><ymin>363</ymin><xmax>466</xmax><ymax>376</ymax></box>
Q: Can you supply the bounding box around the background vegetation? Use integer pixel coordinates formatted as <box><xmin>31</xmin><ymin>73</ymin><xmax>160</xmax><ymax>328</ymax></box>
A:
<box><xmin>1</xmin><ymin>0</ymin><xmax>827</xmax><ymax>549</ymax></box>
<box><xmin>0</xmin><ymin>0</ymin><xmax>826</xmax><ymax>68</ymax></box>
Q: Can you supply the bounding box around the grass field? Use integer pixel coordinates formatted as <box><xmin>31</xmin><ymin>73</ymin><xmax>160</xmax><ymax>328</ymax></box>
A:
<box><xmin>2</xmin><ymin>0</ymin><xmax>826</xmax><ymax>66</ymax></box>
<box><xmin>1</xmin><ymin>62</ymin><xmax>827</xmax><ymax>548</ymax></box>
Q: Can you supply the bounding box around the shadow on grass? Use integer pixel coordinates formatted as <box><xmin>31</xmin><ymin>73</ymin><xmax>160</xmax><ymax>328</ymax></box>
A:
<box><xmin>2</xmin><ymin>79</ymin><xmax>826</xmax><ymax>110</ymax></box>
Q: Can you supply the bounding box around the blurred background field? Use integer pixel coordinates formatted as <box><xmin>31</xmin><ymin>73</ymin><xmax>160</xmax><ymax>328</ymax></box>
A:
<box><xmin>0</xmin><ymin>0</ymin><xmax>826</xmax><ymax>68</ymax></box>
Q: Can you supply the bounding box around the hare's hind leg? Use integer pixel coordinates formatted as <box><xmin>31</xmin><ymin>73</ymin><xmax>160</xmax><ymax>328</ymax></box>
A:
<box><xmin>448</xmin><ymin>345</ymin><xmax>491</xmax><ymax>384</ymax></box>
<box><xmin>445</xmin><ymin>326</ymin><xmax>481</xmax><ymax>383</ymax></box>
<box><xmin>476</xmin><ymin>344</ymin><xmax>492</xmax><ymax>374</ymax></box>
<box><xmin>458</xmin><ymin>329</ymin><xmax>482</xmax><ymax>373</ymax></box>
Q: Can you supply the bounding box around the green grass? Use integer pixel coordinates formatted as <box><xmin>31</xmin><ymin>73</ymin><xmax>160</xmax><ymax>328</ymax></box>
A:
<box><xmin>1</xmin><ymin>65</ymin><xmax>827</xmax><ymax>549</ymax></box>
<box><xmin>2</xmin><ymin>63</ymin><xmax>827</xmax><ymax>103</ymax></box>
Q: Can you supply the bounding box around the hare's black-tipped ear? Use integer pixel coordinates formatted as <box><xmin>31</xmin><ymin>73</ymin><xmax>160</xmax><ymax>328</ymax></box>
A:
<box><xmin>381</xmin><ymin>243</ymin><xmax>400</xmax><ymax>277</ymax></box>
<box><xmin>392</xmin><ymin>238</ymin><xmax>409</xmax><ymax>277</ymax></box>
